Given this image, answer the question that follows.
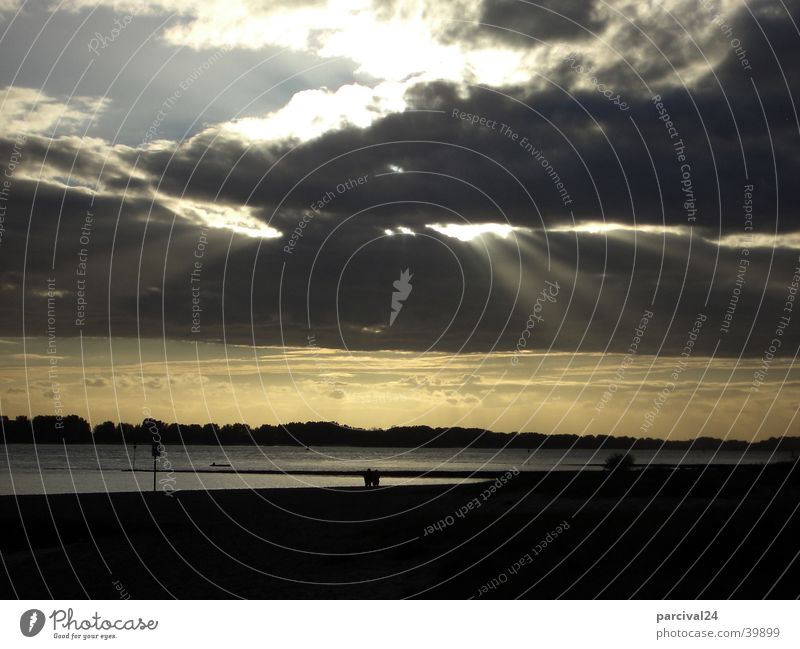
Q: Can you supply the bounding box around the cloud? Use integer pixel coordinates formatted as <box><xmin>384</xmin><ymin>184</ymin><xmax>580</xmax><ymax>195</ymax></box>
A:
<box><xmin>163</xmin><ymin>197</ymin><xmax>282</xmax><ymax>239</ymax></box>
<box><xmin>11</xmin><ymin>353</ymin><xmax>65</xmax><ymax>361</ymax></box>
<box><xmin>0</xmin><ymin>0</ymin><xmax>796</xmax><ymax>365</ymax></box>
<box><xmin>155</xmin><ymin>0</ymin><xmax>510</xmax><ymax>83</ymax></box>
<box><xmin>84</xmin><ymin>377</ymin><xmax>110</xmax><ymax>388</ymax></box>
<box><xmin>220</xmin><ymin>81</ymin><xmax>407</xmax><ymax>144</ymax></box>
<box><xmin>451</xmin><ymin>0</ymin><xmax>610</xmax><ymax>46</ymax></box>
<box><xmin>1</xmin><ymin>87</ymin><xmax>109</xmax><ymax>136</ymax></box>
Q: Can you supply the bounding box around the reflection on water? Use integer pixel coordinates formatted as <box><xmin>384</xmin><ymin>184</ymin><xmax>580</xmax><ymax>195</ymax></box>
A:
<box><xmin>0</xmin><ymin>444</ymin><xmax>791</xmax><ymax>496</ymax></box>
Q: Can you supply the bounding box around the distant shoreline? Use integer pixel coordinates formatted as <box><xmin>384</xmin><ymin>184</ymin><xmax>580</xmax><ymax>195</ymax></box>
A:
<box><xmin>4</xmin><ymin>414</ymin><xmax>800</xmax><ymax>450</ymax></box>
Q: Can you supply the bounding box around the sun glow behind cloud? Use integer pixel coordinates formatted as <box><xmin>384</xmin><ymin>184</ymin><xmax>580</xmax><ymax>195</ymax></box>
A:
<box><xmin>154</xmin><ymin>0</ymin><xmax>522</xmax><ymax>85</ymax></box>
<box><xmin>426</xmin><ymin>222</ymin><xmax>525</xmax><ymax>241</ymax></box>
<box><xmin>549</xmin><ymin>222</ymin><xmax>691</xmax><ymax>236</ymax></box>
<box><xmin>717</xmin><ymin>232</ymin><xmax>800</xmax><ymax>250</ymax></box>
<box><xmin>550</xmin><ymin>222</ymin><xmax>800</xmax><ymax>250</ymax></box>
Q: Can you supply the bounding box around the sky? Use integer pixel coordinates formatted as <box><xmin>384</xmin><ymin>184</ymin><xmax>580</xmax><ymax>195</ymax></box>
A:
<box><xmin>0</xmin><ymin>0</ymin><xmax>799</xmax><ymax>440</ymax></box>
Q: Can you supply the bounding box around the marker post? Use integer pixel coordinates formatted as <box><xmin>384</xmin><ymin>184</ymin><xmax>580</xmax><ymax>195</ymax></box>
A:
<box><xmin>151</xmin><ymin>441</ymin><xmax>161</xmax><ymax>492</ymax></box>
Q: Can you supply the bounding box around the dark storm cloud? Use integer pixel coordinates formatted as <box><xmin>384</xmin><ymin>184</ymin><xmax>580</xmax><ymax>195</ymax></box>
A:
<box><xmin>134</xmin><ymin>60</ymin><xmax>794</xmax><ymax>238</ymax></box>
<box><xmin>465</xmin><ymin>0</ymin><xmax>609</xmax><ymax>45</ymax></box>
<box><xmin>2</xmin><ymin>141</ymin><xmax>799</xmax><ymax>362</ymax></box>
<box><xmin>122</xmin><ymin>0</ymin><xmax>798</xmax><ymax>234</ymax></box>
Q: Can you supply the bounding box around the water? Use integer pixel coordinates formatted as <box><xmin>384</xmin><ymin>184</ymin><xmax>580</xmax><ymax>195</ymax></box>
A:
<box><xmin>0</xmin><ymin>444</ymin><xmax>791</xmax><ymax>496</ymax></box>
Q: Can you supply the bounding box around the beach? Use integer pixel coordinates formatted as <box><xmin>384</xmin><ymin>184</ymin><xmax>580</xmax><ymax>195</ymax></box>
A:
<box><xmin>2</xmin><ymin>464</ymin><xmax>799</xmax><ymax>599</ymax></box>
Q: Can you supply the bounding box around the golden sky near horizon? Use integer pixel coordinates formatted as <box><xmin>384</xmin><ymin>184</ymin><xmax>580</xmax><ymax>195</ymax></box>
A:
<box><xmin>2</xmin><ymin>336</ymin><xmax>798</xmax><ymax>441</ymax></box>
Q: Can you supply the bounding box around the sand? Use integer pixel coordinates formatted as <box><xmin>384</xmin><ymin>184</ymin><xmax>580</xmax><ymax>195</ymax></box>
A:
<box><xmin>1</xmin><ymin>465</ymin><xmax>799</xmax><ymax>599</ymax></box>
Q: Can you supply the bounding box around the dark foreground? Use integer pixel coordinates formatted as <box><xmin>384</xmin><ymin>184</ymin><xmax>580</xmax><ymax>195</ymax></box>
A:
<box><xmin>2</xmin><ymin>464</ymin><xmax>799</xmax><ymax>599</ymax></box>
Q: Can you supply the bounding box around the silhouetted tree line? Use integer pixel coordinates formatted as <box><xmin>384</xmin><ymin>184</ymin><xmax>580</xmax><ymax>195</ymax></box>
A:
<box><xmin>3</xmin><ymin>414</ymin><xmax>800</xmax><ymax>451</ymax></box>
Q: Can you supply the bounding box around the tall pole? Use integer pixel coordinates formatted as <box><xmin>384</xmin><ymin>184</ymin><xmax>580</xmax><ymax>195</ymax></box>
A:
<box><xmin>151</xmin><ymin>441</ymin><xmax>161</xmax><ymax>493</ymax></box>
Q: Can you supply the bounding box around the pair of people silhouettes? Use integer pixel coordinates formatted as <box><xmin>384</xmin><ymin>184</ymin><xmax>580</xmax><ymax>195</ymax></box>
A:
<box><xmin>363</xmin><ymin>468</ymin><xmax>381</xmax><ymax>488</ymax></box>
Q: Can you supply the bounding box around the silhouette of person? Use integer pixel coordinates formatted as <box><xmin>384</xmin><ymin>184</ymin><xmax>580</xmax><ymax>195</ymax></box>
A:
<box><xmin>363</xmin><ymin>468</ymin><xmax>372</xmax><ymax>488</ymax></box>
<box><xmin>373</xmin><ymin>469</ymin><xmax>381</xmax><ymax>487</ymax></box>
